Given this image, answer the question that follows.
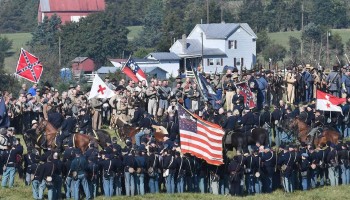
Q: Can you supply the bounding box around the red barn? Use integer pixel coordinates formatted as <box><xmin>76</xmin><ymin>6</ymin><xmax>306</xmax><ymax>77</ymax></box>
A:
<box><xmin>71</xmin><ymin>57</ymin><xmax>95</xmax><ymax>75</ymax></box>
<box><xmin>38</xmin><ymin>0</ymin><xmax>106</xmax><ymax>24</ymax></box>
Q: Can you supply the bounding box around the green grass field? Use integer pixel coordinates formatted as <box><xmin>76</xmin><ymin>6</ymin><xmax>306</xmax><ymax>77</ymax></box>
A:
<box><xmin>0</xmin><ymin>26</ymin><xmax>143</xmax><ymax>73</ymax></box>
<box><xmin>127</xmin><ymin>25</ymin><xmax>143</xmax><ymax>41</ymax></box>
<box><xmin>267</xmin><ymin>29</ymin><xmax>350</xmax><ymax>51</ymax></box>
<box><xmin>0</xmin><ymin>172</ymin><xmax>348</xmax><ymax>199</ymax></box>
<box><xmin>0</xmin><ymin>32</ymin><xmax>32</xmax><ymax>73</ymax></box>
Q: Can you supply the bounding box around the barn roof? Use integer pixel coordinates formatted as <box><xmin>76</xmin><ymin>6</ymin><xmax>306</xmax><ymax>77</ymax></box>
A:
<box><xmin>40</xmin><ymin>0</ymin><xmax>106</xmax><ymax>12</ymax></box>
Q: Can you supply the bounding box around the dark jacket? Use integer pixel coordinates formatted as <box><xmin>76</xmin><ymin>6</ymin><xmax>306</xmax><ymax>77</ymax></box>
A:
<box><xmin>48</xmin><ymin>112</ymin><xmax>64</xmax><ymax>129</ymax></box>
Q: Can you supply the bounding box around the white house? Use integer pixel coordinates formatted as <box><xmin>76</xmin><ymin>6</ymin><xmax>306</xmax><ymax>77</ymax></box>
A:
<box><xmin>109</xmin><ymin>52</ymin><xmax>180</xmax><ymax>79</ymax></box>
<box><xmin>170</xmin><ymin>23</ymin><xmax>257</xmax><ymax>73</ymax></box>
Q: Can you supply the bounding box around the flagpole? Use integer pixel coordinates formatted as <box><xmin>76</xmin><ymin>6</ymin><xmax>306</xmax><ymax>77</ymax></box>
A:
<box><xmin>121</xmin><ymin>54</ymin><xmax>132</xmax><ymax>72</ymax></box>
<box><xmin>192</xmin><ymin>69</ymin><xmax>208</xmax><ymax>102</ymax></box>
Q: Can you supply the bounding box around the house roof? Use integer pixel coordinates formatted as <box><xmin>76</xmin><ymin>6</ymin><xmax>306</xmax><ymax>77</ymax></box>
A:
<box><xmin>174</xmin><ymin>39</ymin><xmax>226</xmax><ymax>57</ymax></box>
<box><xmin>196</xmin><ymin>23</ymin><xmax>257</xmax><ymax>39</ymax></box>
<box><xmin>71</xmin><ymin>57</ymin><xmax>89</xmax><ymax>63</ymax></box>
<box><xmin>97</xmin><ymin>66</ymin><xmax>167</xmax><ymax>74</ymax></box>
<box><xmin>146</xmin><ymin>52</ymin><xmax>180</xmax><ymax>61</ymax></box>
<box><xmin>97</xmin><ymin>66</ymin><xmax>117</xmax><ymax>74</ymax></box>
<box><xmin>142</xmin><ymin>67</ymin><xmax>168</xmax><ymax>74</ymax></box>
<box><xmin>40</xmin><ymin>0</ymin><xmax>106</xmax><ymax>12</ymax></box>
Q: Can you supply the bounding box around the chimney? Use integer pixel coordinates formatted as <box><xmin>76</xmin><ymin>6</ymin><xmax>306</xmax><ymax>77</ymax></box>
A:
<box><xmin>182</xmin><ymin>34</ymin><xmax>187</xmax><ymax>52</ymax></box>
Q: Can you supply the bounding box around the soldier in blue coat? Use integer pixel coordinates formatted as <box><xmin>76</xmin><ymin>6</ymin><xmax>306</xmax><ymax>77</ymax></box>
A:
<box><xmin>303</xmin><ymin>66</ymin><xmax>314</xmax><ymax>102</ymax></box>
<box><xmin>259</xmin><ymin>146</ymin><xmax>275</xmax><ymax>193</ymax></box>
<box><xmin>300</xmin><ymin>153</ymin><xmax>310</xmax><ymax>190</ymax></box>
<box><xmin>221</xmin><ymin>110</ymin><xmax>236</xmax><ymax>132</ymax></box>
<box><xmin>278</xmin><ymin>145</ymin><xmax>294</xmax><ymax>193</ymax></box>
<box><xmin>57</xmin><ymin>111</ymin><xmax>77</xmax><ymax>150</ymax></box>
<box><xmin>70</xmin><ymin>149</ymin><xmax>90</xmax><ymax>200</ymax></box>
<box><xmin>326</xmin><ymin>65</ymin><xmax>341</xmax><ymax>97</ymax></box>
<box><xmin>255</xmin><ymin>73</ymin><xmax>269</xmax><ymax>110</ymax></box>
<box><xmin>241</xmin><ymin>107</ymin><xmax>255</xmax><ymax>133</ymax></box>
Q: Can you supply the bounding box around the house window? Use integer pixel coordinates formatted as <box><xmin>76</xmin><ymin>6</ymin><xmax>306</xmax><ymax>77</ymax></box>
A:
<box><xmin>234</xmin><ymin>58</ymin><xmax>241</xmax><ymax>66</ymax></box>
<box><xmin>209</xmin><ymin>59</ymin><xmax>214</xmax><ymax>66</ymax></box>
<box><xmin>215</xmin><ymin>59</ymin><xmax>221</xmax><ymax>65</ymax></box>
<box><xmin>228</xmin><ymin>40</ymin><xmax>237</xmax><ymax>49</ymax></box>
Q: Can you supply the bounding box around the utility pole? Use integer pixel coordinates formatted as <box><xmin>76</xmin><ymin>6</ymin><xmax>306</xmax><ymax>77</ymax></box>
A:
<box><xmin>301</xmin><ymin>0</ymin><xmax>304</xmax><ymax>60</ymax></box>
<box><xmin>220</xmin><ymin>0</ymin><xmax>223</xmax><ymax>22</ymax></box>
<box><xmin>201</xmin><ymin>32</ymin><xmax>204</xmax><ymax>72</ymax></box>
<box><xmin>58</xmin><ymin>35</ymin><xmax>61</xmax><ymax>68</ymax></box>
<box><xmin>207</xmin><ymin>0</ymin><xmax>209</xmax><ymax>24</ymax></box>
<box><xmin>327</xmin><ymin>31</ymin><xmax>330</xmax><ymax>68</ymax></box>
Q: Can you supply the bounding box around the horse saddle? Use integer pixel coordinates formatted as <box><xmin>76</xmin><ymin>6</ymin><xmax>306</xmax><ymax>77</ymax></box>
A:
<box><xmin>316</xmin><ymin>128</ymin><xmax>323</xmax><ymax>138</ymax></box>
<box><xmin>59</xmin><ymin>135</ymin><xmax>74</xmax><ymax>147</ymax></box>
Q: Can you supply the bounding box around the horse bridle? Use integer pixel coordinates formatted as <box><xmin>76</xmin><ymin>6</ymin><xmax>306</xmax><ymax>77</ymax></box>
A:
<box><xmin>37</xmin><ymin>121</ymin><xmax>49</xmax><ymax>149</ymax></box>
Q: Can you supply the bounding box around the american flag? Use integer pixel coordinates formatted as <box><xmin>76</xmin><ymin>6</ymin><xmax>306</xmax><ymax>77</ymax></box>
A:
<box><xmin>178</xmin><ymin>105</ymin><xmax>225</xmax><ymax>166</ymax></box>
<box><xmin>122</xmin><ymin>58</ymin><xmax>147</xmax><ymax>84</ymax></box>
<box><xmin>235</xmin><ymin>82</ymin><xmax>256</xmax><ymax>108</ymax></box>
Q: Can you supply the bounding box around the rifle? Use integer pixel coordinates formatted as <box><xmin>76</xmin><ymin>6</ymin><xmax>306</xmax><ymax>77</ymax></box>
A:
<box><xmin>336</xmin><ymin>55</ymin><xmax>341</xmax><ymax>66</ymax></box>
<box><xmin>345</xmin><ymin>54</ymin><xmax>350</xmax><ymax>65</ymax></box>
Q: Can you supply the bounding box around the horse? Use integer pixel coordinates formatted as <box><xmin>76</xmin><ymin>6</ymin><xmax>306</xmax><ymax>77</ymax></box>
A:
<box><xmin>116</xmin><ymin>118</ymin><xmax>169</xmax><ymax>144</ymax></box>
<box><xmin>25</xmin><ymin>120</ymin><xmax>110</xmax><ymax>153</ymax></box>
<box><xmin>288</xmin><ymin>117</ymin><xmax>339</xmax><ymax>147</ymax></box>
<box><xmin>224</xmin><ymin>127</ymin><xmax>269</xmax><ymax>152</ymax></box>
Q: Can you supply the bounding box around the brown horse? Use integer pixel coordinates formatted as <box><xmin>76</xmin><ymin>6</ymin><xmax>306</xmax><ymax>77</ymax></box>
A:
<box><xmin>288</xmin><ymin>118</ymin><xmax>339</xmax><ymax>146</ymax></box>
<box><xmin>116</xmin><ymin>118</ymin><xmax>169</xmax><ymax>143</ymax></box>
<box><xmin>27</xmin><ymin>120</ymin><xmax>98</xmax><ymax>153</ymax></box>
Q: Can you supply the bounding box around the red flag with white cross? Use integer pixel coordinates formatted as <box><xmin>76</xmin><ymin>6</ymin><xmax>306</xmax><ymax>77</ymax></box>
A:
<box><xmin>88</xmin><ymin>74</ymin><xmax>115</xmax><ymax>100</ymax></box>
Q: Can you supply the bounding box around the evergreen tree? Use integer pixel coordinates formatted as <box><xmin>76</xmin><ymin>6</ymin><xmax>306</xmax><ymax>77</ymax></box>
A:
<box><xmin>135</xmin><ymin>0</ymin><xmax>164</xmax><ymax>48</ymax></box>
<box><xmin>0</xmin><ymin>36</ymin><xmax>12</xmax><ymax>69</ymax></box>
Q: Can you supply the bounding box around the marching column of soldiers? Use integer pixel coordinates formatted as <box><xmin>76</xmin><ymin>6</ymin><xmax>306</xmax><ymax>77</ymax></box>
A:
<box><xmin>1</xmin><ymin>64</ymin><xmax>350</xmax><ymax>198</ymax></box>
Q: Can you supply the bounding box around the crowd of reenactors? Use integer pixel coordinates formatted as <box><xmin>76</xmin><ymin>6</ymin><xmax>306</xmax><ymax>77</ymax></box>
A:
<box><xmin>1</xmin><ymin>63</ymin><xmax>350</xmax><ymax>198</ymax></box>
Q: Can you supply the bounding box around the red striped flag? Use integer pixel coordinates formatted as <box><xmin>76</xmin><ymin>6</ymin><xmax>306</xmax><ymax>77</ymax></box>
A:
<box><xmin>178</xmin><ymin>105</ymin><xmax>225</xmax><ymax>166</ymax></box>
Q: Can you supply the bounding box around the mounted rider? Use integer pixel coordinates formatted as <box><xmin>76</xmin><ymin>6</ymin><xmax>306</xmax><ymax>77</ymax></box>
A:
<box><xmin>135</xmin><ymin>112</ymin><xmax>153</xmax><ymax>146</ymax></box>
<box><xmin>308</xmin><ymin>110</ymin><xmax>325</xmax><ymax>138</ymax></box>
<box><xmin>57</xmin><ymin>110</ymin><xmax>77</xmax><ymax>149</ymax></box>
<box><xmin>241</xmin><ymin>107</ymin><xmax>255</xmax><ymax>133</ymax></box>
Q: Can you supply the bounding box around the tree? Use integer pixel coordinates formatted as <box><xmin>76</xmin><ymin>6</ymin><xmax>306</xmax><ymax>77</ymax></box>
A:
<box><xmin>0</xmin><ymin>36</ymin><xmax>13</xmax><ymax>69</ymax></box>
<box><xmin>256</xmin><ymin>30</ymin><xmax>271</xmax><ymax>54</ymax></box>
<box><xmin>135</xmin><ymin>0</ymin><xmax>163</xmax><ymax>48</ymax></box>
<box><xmin>289</xmin><ymin>36</ymin><xmax>301</xmax><ymax>63</ymax></box>
<box><xmin>60</xmin><ymin>9</ymin><xmax>129</xmax><ymax>67</ymax></box>
<box><xmin>0</xmin><ymin>0</ymin><xmax>38</xmax><ymax>33</ymax></box>
<box><xmin>157</xmin><ymin>0</ymin><xmax>188</xmax><ymax>51</ymax></box>
<box><xmin>262</xmin><ymin>43</ymin><xmax>287</xmax><ymax>64</ymax></box>
<box><xmin>311</xmin><ymin>0</ymin><xmax>348</xmax><ymax>29</ymax></box>
<box><xmin>238</xmin><ymin>0</ymin><xmax>265</xmax><ymax>32</ymax></box>
<box><xmin>329</xmin><ymin>32</ymin><xmax>344</xmax><ymax>57</ymax></box>
<box><xmin>29</xmin><ymin>15</ymin><xmax>62</xmax><ymax>48</ymax></box>
<box><xmin>28</xmin><ymin>15</ymin><xmax>62</xmax><ymax>82</ymax></box>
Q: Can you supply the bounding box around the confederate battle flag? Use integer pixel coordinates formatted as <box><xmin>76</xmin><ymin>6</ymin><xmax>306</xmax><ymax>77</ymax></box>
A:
<box><xmin>15</xmin><ymin>48</ymin><xmax>43</xmax><ymax>83</ymax></box>
<box><xmin>122</xmin><ymin>58</ymin><xmax>147</xmax><ymax>84</ymax></box>
<box><xmin>235</xmin><ymin>82</ymin><xmax>256</xmax><ymax>109</ymax></box>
